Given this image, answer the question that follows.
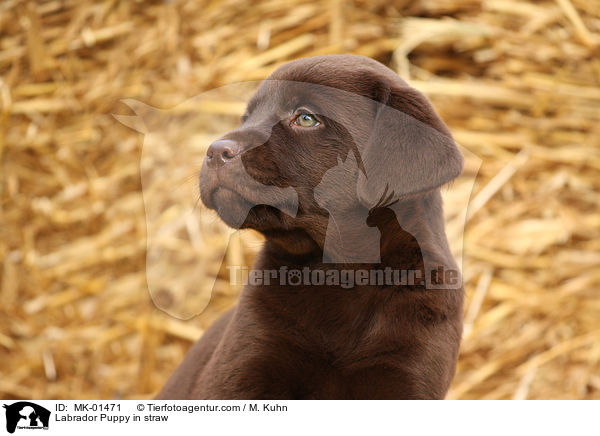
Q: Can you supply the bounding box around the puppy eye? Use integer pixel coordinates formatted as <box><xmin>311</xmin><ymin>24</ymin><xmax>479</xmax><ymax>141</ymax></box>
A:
<box><xmin>293</xmin><ymin>113</ymin><xmax>320</xmax><ymax>128</ymax></box>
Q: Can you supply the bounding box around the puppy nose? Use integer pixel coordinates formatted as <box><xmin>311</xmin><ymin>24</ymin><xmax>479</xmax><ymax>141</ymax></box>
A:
<box><xmin>206</xmin><ymin>139</ymin><xmax>241</xmax><ymax>168</ymax></box>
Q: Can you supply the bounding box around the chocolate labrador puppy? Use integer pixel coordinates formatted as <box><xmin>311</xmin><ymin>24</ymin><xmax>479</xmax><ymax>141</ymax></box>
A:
<box><xmin>157</xmin><ymin>54</ymin><xmax>464</xmax><ymax>399</ymax></box>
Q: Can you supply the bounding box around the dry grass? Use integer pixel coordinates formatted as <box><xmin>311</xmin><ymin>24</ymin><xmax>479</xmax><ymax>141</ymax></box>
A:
<box><xmin>1</xmin><ymin>0</ymin><xmax>599</xmax><ymax>400</ymax></box>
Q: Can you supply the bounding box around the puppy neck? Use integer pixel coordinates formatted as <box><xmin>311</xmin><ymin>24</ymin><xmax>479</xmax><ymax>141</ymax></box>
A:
<box><xmin>258</xmin><ymin>190</ymin><xmax>453</xmax><ymax>271</ymax></box>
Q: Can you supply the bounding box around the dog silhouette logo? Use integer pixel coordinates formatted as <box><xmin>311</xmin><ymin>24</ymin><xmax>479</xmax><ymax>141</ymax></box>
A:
<box><xmin>2</xmin><ymin>402</ymin><xmax>50</xmax><ymax>433</ymax></box>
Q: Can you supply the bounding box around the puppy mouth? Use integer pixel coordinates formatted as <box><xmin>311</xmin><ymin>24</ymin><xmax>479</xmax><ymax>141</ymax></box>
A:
<box><xmin>205</xmin><ymin>183</ymin><xmax>296</xmax><ymax>216</ymax></box>
<box><xmin>200</xmin><ymin>161</ymin><xmax>298</xmax><ymax>229</ymax></box>
<box><xmin>210</xmin><ymin>187</ymin><xmax>250</xmax><ymax>209</ymax></box>
<box><xmin>209</xmin><ymin>187</ymin><xmax>289</xmax><ymax>230</ymax></box>
<box><xmin>209</xmin><ymin>187</ymin><xmax>253</xmax><ymax>227</ymax></box>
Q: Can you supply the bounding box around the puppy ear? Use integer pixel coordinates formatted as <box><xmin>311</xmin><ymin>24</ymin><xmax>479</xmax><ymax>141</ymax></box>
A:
<box><xmin>356</xmin><ymin>80</ymin><xmax>463</xmax><ymax>207</ymax></box>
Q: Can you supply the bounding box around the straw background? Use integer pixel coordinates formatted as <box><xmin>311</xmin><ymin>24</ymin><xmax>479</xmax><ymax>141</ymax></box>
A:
<box><xmin>1</xmin><ymin>0</ymin><xmax>599</xmax><ymax>400</ymax></box>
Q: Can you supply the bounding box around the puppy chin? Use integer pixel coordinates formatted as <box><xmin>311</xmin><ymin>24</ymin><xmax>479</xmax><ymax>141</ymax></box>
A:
<box><xmin>208</xmin><ymin>188</ymin><xmax>254</xmax><ymax>229</ymax></box>
<box><xmin>204</xmin><ymin>187</ymin><xmax>281</xmax><ymax>231</ymax></box>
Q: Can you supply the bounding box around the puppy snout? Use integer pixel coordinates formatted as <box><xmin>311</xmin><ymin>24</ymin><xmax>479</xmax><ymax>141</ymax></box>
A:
<box><xmin>206</xmin><ymin>139</ymin><xmax>241</xmax><ymax>168</ymax></box>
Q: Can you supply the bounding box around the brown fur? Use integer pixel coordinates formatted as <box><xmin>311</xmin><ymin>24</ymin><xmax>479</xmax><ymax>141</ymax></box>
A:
<box><xmin>157</xmin><ymin>54</ymin><xmax>464</xmax><ymax>399</ymax></box>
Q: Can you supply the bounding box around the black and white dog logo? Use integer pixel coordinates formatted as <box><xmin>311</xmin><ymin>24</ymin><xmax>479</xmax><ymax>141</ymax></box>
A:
<box><xmin>2</xmin><ymin>402</ymin><xmax>50</xmax><ymax>434</ymax></box>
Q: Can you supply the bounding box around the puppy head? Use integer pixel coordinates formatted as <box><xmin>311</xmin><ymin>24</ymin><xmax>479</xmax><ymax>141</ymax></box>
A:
<box><xmin>199</xmin><ymin>54</ymin><xmax>463</xmax><ymax>255</ymax></box>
